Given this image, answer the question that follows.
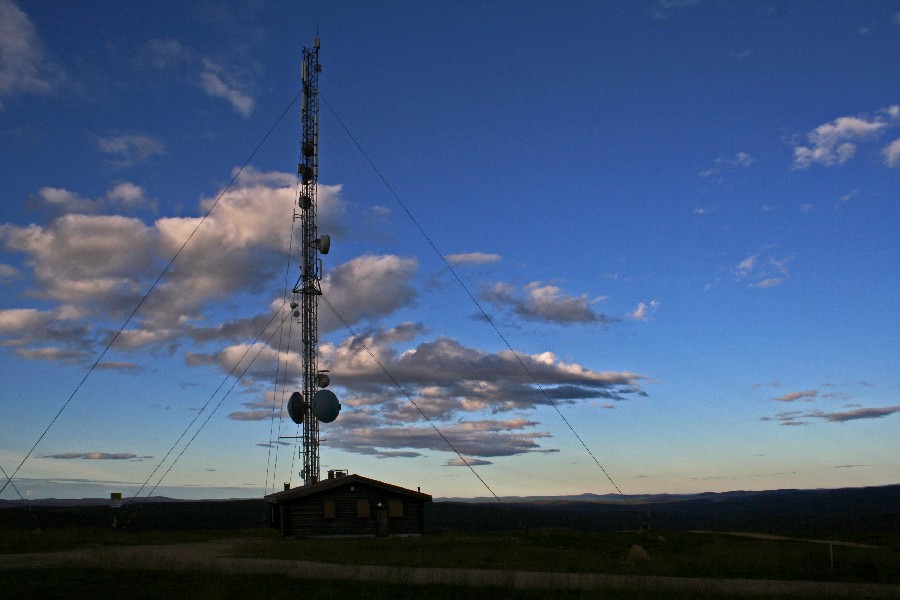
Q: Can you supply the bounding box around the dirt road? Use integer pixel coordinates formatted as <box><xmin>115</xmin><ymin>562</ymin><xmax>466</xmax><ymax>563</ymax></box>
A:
<box><xmin>689</xmin><ymin>531</ymin><xmax>883</xmax><ymax>548</ymax></box>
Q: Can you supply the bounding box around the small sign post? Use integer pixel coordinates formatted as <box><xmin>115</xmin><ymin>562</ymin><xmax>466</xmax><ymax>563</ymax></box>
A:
<box><xmin>110</xmin><ymin>492</ymin><xmax>122</xmax><ymax>528</ymax></box>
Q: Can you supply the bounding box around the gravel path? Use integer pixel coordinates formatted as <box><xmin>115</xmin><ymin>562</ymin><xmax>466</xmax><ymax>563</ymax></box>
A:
<box><xmin>689</xmin><ymin>531</ymin><xmax>883</xmax><ymax>548</ymax></box>
<box><xmin>1</xmin><ymin>538</ymin><xmax>898</xmax><ymax>598</ymax></box>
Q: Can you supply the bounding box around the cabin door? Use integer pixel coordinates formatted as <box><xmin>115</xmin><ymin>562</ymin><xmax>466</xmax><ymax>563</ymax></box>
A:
<box><xmin>375</xmin><ymin>507</ymin><xmax>389</xmax><ymax>537</ymax></box>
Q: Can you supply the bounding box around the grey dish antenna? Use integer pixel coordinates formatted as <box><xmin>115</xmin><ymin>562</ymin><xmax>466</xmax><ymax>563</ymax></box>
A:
<box><xmin>312</xmin><ymin>389</ymin><xmax>341</xmax><ymax>423</ymax></box>
<box><xmin>287</xmin><ymin>391</ymin><xmax>305</xmax><ymax>425</ymax></box>
<box><xmin>316</xmin><ymin>234</ymin><xmax>330</xmax><ymax>255</ymax></box>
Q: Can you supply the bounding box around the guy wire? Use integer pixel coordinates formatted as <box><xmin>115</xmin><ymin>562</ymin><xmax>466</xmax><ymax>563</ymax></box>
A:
<box><xmin>0</xmin><ymin>90</ymin><xmax>303</xmax><ymax>497</ymax></box>
<box><xmin>322</xmin><ymin>96</ymin><xmax>631</xmax><ymax>506</ymax></box>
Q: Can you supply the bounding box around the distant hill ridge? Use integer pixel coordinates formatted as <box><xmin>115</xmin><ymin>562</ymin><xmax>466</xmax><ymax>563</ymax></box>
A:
<box><xmin>0</xmin><ymin>496</ymin><xmax>250</xmax><ymax>507</ymax></box>
<box><xmin>429</xmin><ymin>484</ymin><xmax>900</xmax><ymax>533</ymax></box>
<box><xmin>2</xmin><ymin>483</ymin><xmax>895</xmax><ymax>507</ymax></box>
<box><xmin>437</xmin><ymin>484</ymin><xmax>897</xmax><ymax>504</ymax></box>
<box><xmin>0</xmin><ymin>485</ymin><xmax>896</xmax><ymax>532</ymax></box>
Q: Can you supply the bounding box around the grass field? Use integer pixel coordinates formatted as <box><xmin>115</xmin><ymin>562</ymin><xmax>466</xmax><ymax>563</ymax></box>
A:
<box><xmin>0</xmin><ymin>525</ymin><xmax>255</xmax><ymax>554</ymax></box>
<box><xmin>5</xmin><ymin>488</ymin><xmax>898</xmax><ymax>597</ymax></box>
<box><xmin>233</xmin><ymin>528</ymin><xmax>899</xmax><ymax>584</ymax></box>
<box><xmin>2</xmin><ymin>567</ymin><xmax>833</xmax><ymax>600</ymax></box>
<box><xmin>2</xmin><ymin>526</ymin><xmax>898</xmax><ymax>587</ymax></box>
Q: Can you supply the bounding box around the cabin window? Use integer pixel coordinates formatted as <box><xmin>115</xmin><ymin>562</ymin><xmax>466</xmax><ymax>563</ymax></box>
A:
<box><xmin>388</xmin><ymin>499</ymin><xmax>404</xmax><ymax>518</ymax></box>
<box><xmin>323</xmin><ymin>499</ymin><xmax>336</xmax><ymax>520</ymax></box>
<box><xmin>356</xmin><ymin>499</ymin><xmax>370</xmax><ymax>518</ymax></box>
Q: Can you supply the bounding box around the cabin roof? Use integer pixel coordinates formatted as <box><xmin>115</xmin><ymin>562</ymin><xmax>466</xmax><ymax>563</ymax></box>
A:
<box><xmin>264</xmin><ymin>473</ymin><xmax>432</xmax><ymax>504</ymax></box>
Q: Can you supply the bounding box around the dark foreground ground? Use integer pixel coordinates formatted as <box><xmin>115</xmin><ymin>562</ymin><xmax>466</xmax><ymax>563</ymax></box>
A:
<box><xmin>1</xmin><ymin>485</ymin><xmax>898</xmax><ymax>599</ymax></box>
<box><xmin>10</xmin><ymin>567</ymin><xmax>877</xmax><ymax>600</ymax></box>
<box><xmin>1</xmin><ymin>531</ymin><xmax>899</xmax><ymax>599</ymax></box>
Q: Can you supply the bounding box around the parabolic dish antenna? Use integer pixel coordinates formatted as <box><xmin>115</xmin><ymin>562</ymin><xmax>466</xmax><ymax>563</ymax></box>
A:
<box><xmin>287</xmin><ymin>391</ymin><xmax>305</xmax><ymax>425</ymax></box>
<box><xmin>312</xmin><ymin>389</ymin><xmax>341</xmax><ymax>423</ymax></box>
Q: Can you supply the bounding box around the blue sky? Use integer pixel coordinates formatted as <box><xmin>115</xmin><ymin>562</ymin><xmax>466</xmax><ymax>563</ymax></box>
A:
<box><xmin>1</xmin><ymin>0</ymin><xmax>897</xmax><ymax>501</ymax></box>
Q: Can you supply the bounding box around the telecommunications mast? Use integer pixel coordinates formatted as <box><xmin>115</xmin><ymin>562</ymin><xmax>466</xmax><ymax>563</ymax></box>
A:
<box><xmin>288</xmin><ymin>36</ymin><xmax>340</xmax><ymax>485</ymax></box>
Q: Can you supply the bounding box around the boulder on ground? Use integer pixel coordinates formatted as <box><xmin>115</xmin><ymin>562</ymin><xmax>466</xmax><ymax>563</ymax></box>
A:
<box><xmin>628</xmin><ymin>544</ymin><xmax>651</xmax><ymax>563</ymax></box>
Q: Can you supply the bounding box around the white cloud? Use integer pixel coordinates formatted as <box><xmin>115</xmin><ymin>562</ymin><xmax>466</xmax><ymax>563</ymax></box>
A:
<box><xmin>319</xmin><ymin>255</ymin><xmax>419</xmax><ymax>332</ymax></box>
<box><xmin>734</xmin><ymin>151</ymin><xmax>753</xmax><ymax>166</ymax></box>
<box><xmin>882</xmin><ymin>138</ymin><xmax>900</xmax><ymax>168</ymax></box>
<box><xmin>446</xmin><ymin>252</ymin><xmax>502</xmax><ymax>266</ymax></box>
<box><xmin>0</xmin><ymin>262</ymin><xmax>19</xmax><ymax>281</ymax></box>
<box><xmin>445</xmin><ymin>457</ymin><xmax>493</xmax><ymax>467</ymax></box>
<box><xmin>835</xmin><ymin>188</ymin><xmax>860</xmax><ymax>208</ymax></box>
<box><xmin>212</xmin><ymin>320</ymin><xmax>639</xmax><ymax>455</ymax></box>
<box><xmin>97</xmin><ymin>134</ymin><xmax>165</xmax><ymax>168</ymax></box>
<box><xmin>144</xmin><ymin>38</ymin><xmax>193</xmax><ymax>70</ymax></box>
<box><xmin>13</xmin><ymin>346</ymin><xmax>84</xmax><ymax>363</ymax></box>
<box><xmin>0</xmin><ymin>308</ymin><xmax>93</xmax><ymax>364</ymax></box>
<box><xmin>199</xmin><ymin>59</ymin><xmax>254</xmax><ymax>117</ymax></box>
<box><xmin>188</xmin><ymin>307</ymin><xmax>288</xmax><ymax>345</ymax></box>
<box><xmin>821</xmin><ymin>406</ymin><xmax>900</xmax><ymax>422</ymax></box>
<box><xmin>0</xmin><ymin>0</ymin><xmax>64</xmax><ymax>108</ymax></box>
<box><xmin>119</xmin><ymin>250</ymin><xmax>414</xmax><ymax>351</ymax></box>
<box><xmin>326</xmin><ymin>418</ymin><xmax>556</xmax><ymax>460</ymax></box>
<box><xmin>699</xmin><ymin>151</ymin><xmax>753</xmax><ymax>178</ymax></box>
<box><xmin>764</xmin><ymin>405</ymin><xmax>900</xmax><ymax>426</ymax></box>
<box><xmin>627</xmin><ymin>300</ymin><xmax>660</xmax><ymax>321</ymax></box>
<box><xmin>792</xmin><ymin>107</ymin><xmax>899</xmax><ymax>169</ymax></box>
<box><xmin>754</xmin><ymin>278</ymin><xmax>781</xmax><ymax>289</ymax></box>
<box><xmin>737</xmin><ymin>255</ymin><xmax>755</xmax><ymax>272</ymax></box>
<box><xmin>363</xmin><ymin>205</ymin><xmax>392</xmax><ymax>230</ymax></box>
<box><xmin>1</xmin><ymin>170</ymin><xmax>351</xmax><ymax>357</ymax></box>
<box><xmin>227</xmin><ymin>388</ymin><xmax>285</xmax><ymax>422</ymax></box>
<box><xmin>28</xmin><ymin>187</ymin><xmax>96</xmax><ymax>214</ymax></box>
<box><xmin>147</xmin><ymin>173</ymin><xmax>344</xmax><ymax>331</ymax></box>
<box><xmin>774</xmin><ymin>390</ymin><xmax>817</xmax><ymax>402</ymax></box>
<box><xmin>106</xmin><ymin>182</ymin><xmax>147</xmax><ymax>206</ymax></box>
<box><xmin>0</xmin><ymin>307</ymin><xmax>44</xmax><ymax>334</ymax></box>
<box><xmin>322</xmin><ymin>331</ymin><xmax>648</xmax><ymax>408</ymax></box>
<box><xmin>651</xmin><ymin>0</ymin><xmax>700</xmax><ymax>20</ymax></box>
<box><xmin>27</xmin><ymin>183</ymin><xmax>152</xmax><ymax>215</ymax></box>
<box><xmin>41</xmin><ymin>452</ymin><xmax>141</xmax><ymax>460</ymax></box>
<box><xmin>0</xmin><ymin>214</ymin><xmax>156</xmax><ymax>315</ymax></box>
<box><xmin>2</xmin><ymin>163</ymin><xmax>652</xmax><ymax>464</ymax></box>
<box><xmin>735</xmin><ymin>249</ymin><xmax>793</xmax><ymax>289</ymax></box>
<box><xmin>525</xmin><ymin>282</ymin><xmax>599</xmax><ymax>322</ymax></box>
<box><xmin>483</xmin><ymin>281</ymin><xmax>614</xmax><ymax>325</ymax></box>
<box><xmin>142</xmin><ymin>39</ymin><xmax>256</xmax><ymax>117</ymax></box>
<box><xmin>210</xmin><ymin>326</ymin><xmax>649</xmax><ymax>455</ymax></box>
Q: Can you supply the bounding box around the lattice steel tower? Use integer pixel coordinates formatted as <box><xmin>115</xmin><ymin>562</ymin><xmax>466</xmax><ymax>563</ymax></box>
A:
<box><xmin>288</xmin><ymin>36</ymin><xmax>340</xmax><ymax>486</ymax></box>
